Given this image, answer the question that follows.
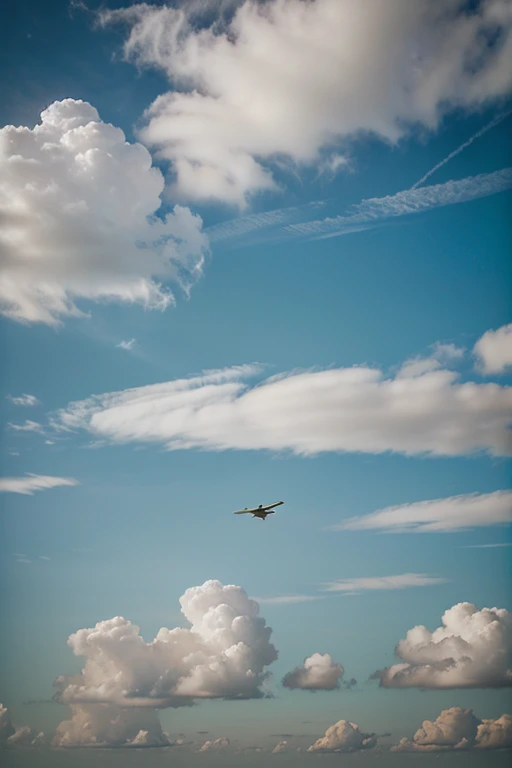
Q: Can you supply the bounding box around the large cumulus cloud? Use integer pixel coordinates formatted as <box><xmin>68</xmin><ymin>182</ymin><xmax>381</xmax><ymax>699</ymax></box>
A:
<box><xmin>307</xmin><ymin>719</ymin><xmax>377</xmax><ymax>753</ymax></box>
<box><xmin>102</xmin><ymin>0</ymin><xmax>512</xmax><ymax>206</ymax></box>
<box><xmin>282</xmin><ymin>653</ymin><xmax>344</xmax><ymax>691</ymax></box>
<box><xmin>54</xmin><ymin>580</ymin><xmax>277</xmax><ymax>708</ymax></box>
<box><xmin>373</xmin><ymin>602</ymin><xmax>512</xmax><ymax>689</ymax></box>
<box><xmin>392</xmin><ymin>707</ymin><xmax>512</xmax><ymax>751</ymax></box>
<box><xmin>0</xmin><ymin>99</ymin><xmax>209</xmax><ymax>325</ymax></box>
<box><xmin>52</xmin><ymin>704</ymin><xmax>172</xmax><ymax>748</ymax></box>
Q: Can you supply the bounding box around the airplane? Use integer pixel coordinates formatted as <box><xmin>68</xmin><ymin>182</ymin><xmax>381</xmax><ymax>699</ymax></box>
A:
<box><xmin>233</xmin><ymin>501</ymin><xmax>284</xmax><ymax>521</ymax></box>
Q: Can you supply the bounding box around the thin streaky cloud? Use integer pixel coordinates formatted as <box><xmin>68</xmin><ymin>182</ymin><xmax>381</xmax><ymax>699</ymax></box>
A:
<box><xmin>116</xmin><ymin>338</ymin><xmax>136</xmax><ymax>351</ymax></box>
<box><xmin>284</xmin><ymin>168</ymin><xmax>512</xmax><ymax>241</ymax></box>
<box><xmin>7</xmin><ymin>420</ymin><xmax>44</xmax><ymax>434</ymax></box>
<box><xmin>0</xmin><ymin>474</ymin><xmax>80</xmax><ymax>495</ymax></box>
<box><xmin>322</xmin><ymin>574</ymin><xmax>447</xmax><ymax>594</ymax></box>
<box><xmin>411</xmin><ymin>111</ymin><xmax>512</xmax><ymax>190</ymax></box>
<box><xmin>252</xmin><ymin>595</ymin><xmax>321</xmax><ymax>605</ymax></box>
<box><xmin>333</xmin><ymin>491</ymin><xmax>512</xmax><ymax>533</ymax></box>
<box><xmin>6</xmin><ymin>394</ymin><xmax>40</xmax><ymax>407</ymax></box>
<box><xmin>205</xmin><ymin>200</ymin><xmax>326</xmax><ymax>244</ymax></box>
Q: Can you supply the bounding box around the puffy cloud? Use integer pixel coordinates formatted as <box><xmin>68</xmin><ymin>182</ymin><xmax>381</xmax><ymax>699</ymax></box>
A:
<box><xmin>282</xmin><ymin>653</ymin><xmax>344</xmax><ymax>691</ymax></box>
<box><xmin>373</xmin><ymin>602</ymin><xmax>512</xmax><ymax>689</ymax></box>
<box><xmin>322</xmin><ymin>574</ymin><xmax>446</xmax><ymax>594</ymax></box>
<box><xmin>307</xmin><ymin>720</ymin><xmax>377</xmax><ymax>753</ymax></box>
<box><xmin>54</xmin><ymin>580</ymin><xmax>277</xmax><ymax>708</ymax></box>
<box><xmin>6</xmin><ymin>394</ymin><xmax>40</xmax><ymax>407</ymax></box>
<box><xmin>0</xmin><ymin>99</ymin><xmax>209</xmax><ymax>325</ymax></box>
<box><xmin>474</xmin><ymin>323</ymin><xmax>512</xmax><ymax>374</ymax></box>
<box><xmin>52</xmin><ymin>704</ymin><xmax>171</xmax><ymax>748</ymax></box>
<box><xmin>272</xmin><ymin>740</ymin><xmax>288</xmax><ymax>753</ymax></box>
<box><xmin>52</xmin><ymin>355</ymin><xmax>512</xmax><ymax>457</ymax></box>
<box><xmin>335</xmin><ymin>490</ymin><xmax>512</xmax><ymax>533</ymax></box>
<box><xmin>0</xmin><ymin>474</ymin><xmax>79</xmax><ymax>495</ymax></box>
<box><xmin>392</xmin><ymin>707</ymin><xmax>512</xmax><ymax>751</ymax></box>
<box><xmin>0</xmin><ymin>704</ymin><xmax>44</xmax><ymax>748</ymax></box>
<box><xmin>103</xmin><ymin>0</ymin><xmax>512</xmax><ymax>206</ymax></box>
<box><xmin>199</xmin><ymin>736</ymin><xmax>229</xmax><ymax>751</ymax></box>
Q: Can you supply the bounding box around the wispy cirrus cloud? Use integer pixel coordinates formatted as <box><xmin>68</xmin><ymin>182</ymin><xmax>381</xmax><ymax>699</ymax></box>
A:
<box><xmin>252</xmin><ymin>595</ymin><xmax>321</xmax><ymax>605</ymax></box>
<box><xmin>6</xmin><ymin>394</ymin><xmax>40</xmax><ymax>407</ymax></box>
<box><xmin>116</xmin><ymin>338</ymin><xmax>136</xmax><ymax>351</ymax></box>
<box><xmin>7</xmin><ymin>420</ymin><xmax>44</xmax><ymax>434</ymax></box>
<box><xmin>333</xmin><ymin>491</ymin><xmax>512</xmax><ymax>534</ymax></box>
<box><xmin>322</xmin><ymin>574</ymin><xmax>446</xmax><ymax>594</ymax></box>
<box><xmin>206</xmin><ymin>169</ymin><xmax>512</xmax><ymax>248</ymax></box>
<box><xmin>284</xmin><ymin>168</ymin><xmax>512</xmax><ymax>240</ymax></box>
<box><xmin>0</xmin><ymin>474</ymin><xmax>79</xmax><ymax>495</ymax></box>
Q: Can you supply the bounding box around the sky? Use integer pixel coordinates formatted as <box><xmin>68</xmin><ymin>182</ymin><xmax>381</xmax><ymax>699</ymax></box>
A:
<box><xmin>1</xmin><ymin>0</ymin><xmax>512</xmax><ymax>765</ymax></box>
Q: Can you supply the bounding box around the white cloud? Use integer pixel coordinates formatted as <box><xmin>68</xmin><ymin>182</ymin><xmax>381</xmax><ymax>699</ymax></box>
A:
<box><xmin>335</xmin><ymin>491</ymin><xmax>512</xmax><ymax>533</ymax></box>
<box><xmin>0</xmin><ymin>704</ymin><xmax>44</xmax><ymax>748</ymax></box>
<box><xmin>102</xmin><ymin>0</ymin><xmax>512</xmax><ymax>206</ymax></box>
<box><xmin>117</xmin><ymin>339</ymin><xmax>136</xmax><ymax>351</ymax></box>
<box><xmin>54</xmin><ymin>580</ymin><xmax>277</xmax><ymax>708</ymax></box>
<box><xmin>284</xmin><ymin>168</ymin><xmax>512</xmax><ymax>240</ymax></box>
<box><xmin>271</xmin><ymin>740</ymin><xmax>288</xmax><ymax>753</ymax></box>
<box><xmin>411</xmin><ymin>110</ymin><xmax>511</xmax><ymax>189</ymax></box>
<box><xmin>474</xmin><ymin>323</ymin><xmax>512</xmax><ymax>374</ymax></box>
<box><xmin>373</xmin><ymin>602</ymin><xmax>512</xmax><ymax>689</ymax></box>
<box><xmin>322</xmin><ymin>574</ymin><xmax>446</xmax><ymax>594</ymax></box>
<box><xmin>6</xmin><ymin>394</ymin><xmax>40</xmax><ymax>407</ymax></box>
<box><xmin>0</xmin><ymin>99</ymin><xmax>209</xmax><ymax>325</ymax></box>
<box><xmin>0</xmin><ymin>474</ymin><xmax>79</xmax><ymax>495</ymax></box>
<box><xmin>52</xmin><ymin>704</ymin><xmax>171</xmax><ymax>748</ymax></box>
<box><xmin>199</xmin><ymin>736</ymin><xmax>230</xmax><ymax>752</ymax></box>
<box><xmin>252</xmin><ymin>595</ymin><xmax>320</xmax><ymax>605</ymax></box>
<box><xmin>7</xmin><ymin>420</ymin><xmax>44</xmax><ymax>434</ymax></box>
<box><xmin>282</xmin><ymin>653</ymin><xmax>344</xmax><ymax>691</ymax></box>
<box><xmin>392</xmin><ymin>707</ymin><xmax>512</xmax><ymax>751</ymax></box>
<box><xmin>52</xmin><ymin>355</ymin><xmax>512</xmax><ymax>457</ymax></box>
<box><xmin>307</xmin><ymin>720</ymin><xmax>377</xmax><ymax>753</ymax></box>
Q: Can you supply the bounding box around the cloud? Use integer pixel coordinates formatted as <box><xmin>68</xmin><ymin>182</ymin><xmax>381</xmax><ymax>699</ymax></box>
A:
<box><xmin>6</xmin><ymin>394</ymin><xmax>40</xmax><ymax>407</ymax></box>
<box><xmin>307</xmin><ymin>720</ymin><xmax>377</xmax><ymax>753</ymax></box>
<box><xmin>373</xmin><ymin>602</ymin><xmax>512</xmax><ymax>689</ymax></box>
<box><xmin>52</xmin><ymin>704</ymin><xmax>172</xmax><ymax>748</ymax></box>
<box><xmin>284</xmin><ymin>168</ymin><xmax>512</xmax><ymax>240</ymax></box>
<box><xmin>0</xmin><ymin>474</ymin><xmax>79</xmax><ymax>495</ymax></box>
<box><xmin>272</xmin><ymin>740</ymin><xmax>288</xmax><ymax>753</ymax></box>
<box><xmin>322</xmin><ymin>574</ymin><xmax>446</xmax><ymax>595</ymax></box>
<box><xmin>391</xmin><ymin>707</ymin><xmax>512</xmax><ymax>751</ymax></box>
<box><xmin>252</xmin><ymin>595</ymin><xmax>320</xmax><ymax>605</ymax></box>
<box><xmin>54</xmin><ymin>580</ymin><xmax>277</xmax><ymax>709</ymax></box>
<box><xmin>335</xmin><ymin>491</ymin><xmax>512</xmax><ymax>533</ymax></box>
<box><xmin>0</xmin><ymin>704</ymin><xmax>44</xmax><ymax>748</ymax></box>
<box><xmin>7</xmin><ymin>420</ymin><xmax>44</xmax><ymax>434</ymax></box>
<box><xmin>199</xmin><ymin>736</ymin><xmax>229</xmax><ymax>752</ymax></box>
<box><xmin>116</xmin><ymin>339</ymin><xmax>136</xmax><ymax>351</ymax></box>
<box><xmin>411</xmin><ymin>110</ymin><xmax>512</xmax><ymax>189</ymax></box>
<box><xmin>474</xmin><ymin>323</ymin><xmax>512</xmax><ymax>374</ymax></box>
<box><xmin>0</xmin><ymin>99</ymin><xmax>209</xmax><ymax>325</ymax></box>
<box><xmin>52</xmin><ymin>352</ymin><xmax>512</xmax><ymax>457</ymax></box>
<box><xmin>282</xmin><ymin>653</ymin><xmax>344</xmax><ymax>691</ymax></box>
<box><xmin>102</xmin><ymin>0</ymin><xmax>512</xmax><ymax>206</ymax></box>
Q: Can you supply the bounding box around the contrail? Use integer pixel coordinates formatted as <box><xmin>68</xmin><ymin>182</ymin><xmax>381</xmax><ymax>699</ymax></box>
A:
<box><xmin>411</xmin><ymin>110</ymin><xmax>511</xmax><ymax>190</ymax></box>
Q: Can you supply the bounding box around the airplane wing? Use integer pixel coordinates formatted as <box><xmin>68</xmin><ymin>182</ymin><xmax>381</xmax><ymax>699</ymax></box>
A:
<box><xmin>265</xmin><ymin>501</ymin><xmax>284</xmax><ymax>510</ymax></box>
<box><xmin>233</xmin><ymin>508</ymin><xmax>258</xmax><ymax>515</ymax></box>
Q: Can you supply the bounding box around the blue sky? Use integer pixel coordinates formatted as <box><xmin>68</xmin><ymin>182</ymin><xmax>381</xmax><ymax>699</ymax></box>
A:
<box><xmin>1</xmin><ymin>0</ymin><xmax>512</xmax><ymax>763</ymax></box>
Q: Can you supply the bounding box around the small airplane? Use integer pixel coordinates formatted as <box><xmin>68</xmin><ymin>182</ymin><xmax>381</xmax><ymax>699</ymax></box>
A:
<box><xmin>233</xmin><ymin>501</ymin><xmax>284</xmax><ymax>521</ymax></box>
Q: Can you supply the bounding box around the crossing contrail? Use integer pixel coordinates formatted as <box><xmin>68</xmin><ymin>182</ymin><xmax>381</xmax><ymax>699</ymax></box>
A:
<box><xmin>411</xmin><ymin>110</ymin><xmax>511</xmax><ymax>190</ymax></box>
